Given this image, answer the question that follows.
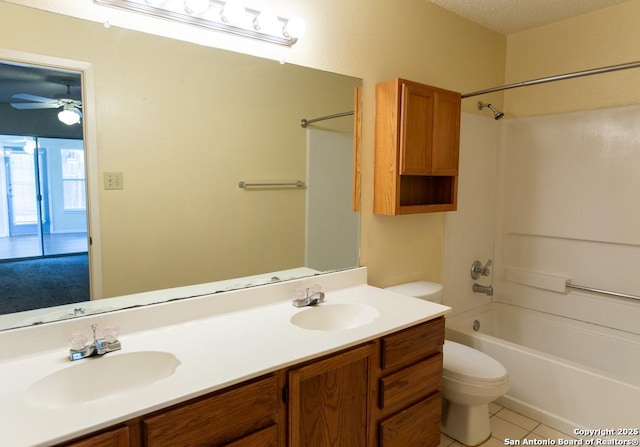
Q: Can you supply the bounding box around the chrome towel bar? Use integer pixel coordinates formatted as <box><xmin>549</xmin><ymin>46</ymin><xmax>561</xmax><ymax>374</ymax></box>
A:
<box><xmin>238</xmin><ymin>180</ymin><xmax>304</xmax><ymax>188</ymax></box>
<box><xmin>566</xmin><ymin>283</ymin><xmax>640</xmax><ymax>302</ymax></box>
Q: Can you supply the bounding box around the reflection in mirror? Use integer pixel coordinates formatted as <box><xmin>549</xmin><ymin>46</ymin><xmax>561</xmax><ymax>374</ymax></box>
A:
<box><xmin>0</xmin><ymin>1</ymin><xmax>362</xmax><ymax>331</ymax></box>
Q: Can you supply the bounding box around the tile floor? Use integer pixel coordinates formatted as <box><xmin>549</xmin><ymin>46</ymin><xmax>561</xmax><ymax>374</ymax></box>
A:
<box><xmin>441</xmin><ymin>402</ymin><xmax>577</xmax><ymax>447</ymax></box>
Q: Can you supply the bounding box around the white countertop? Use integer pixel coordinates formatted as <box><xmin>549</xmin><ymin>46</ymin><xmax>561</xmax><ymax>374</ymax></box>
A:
<box><xmin>0</xmin><ymin>268</ymin><xmax>450</xmax><ymax>447</ymax></box>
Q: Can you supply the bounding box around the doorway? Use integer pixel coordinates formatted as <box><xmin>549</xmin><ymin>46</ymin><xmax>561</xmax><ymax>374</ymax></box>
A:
<box><xmin>0</xmin><ymin>57</ymin><xmax>94</xmax><ymax>314</ymax></box>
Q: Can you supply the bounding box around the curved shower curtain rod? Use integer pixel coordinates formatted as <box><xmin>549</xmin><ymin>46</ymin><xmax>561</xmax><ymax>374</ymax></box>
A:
<box><xmin>300</xmin><ymin>111</ymin><xmax>354</xmax><ymax>128</ymax></box>
<box><xmin>462</xmin><ymin>60</ymin><xmax>640</xmax><ymax>98</ymax></box>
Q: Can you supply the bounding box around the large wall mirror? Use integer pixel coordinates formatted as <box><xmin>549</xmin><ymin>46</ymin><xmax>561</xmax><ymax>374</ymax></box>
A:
<box><xmin>0</xmin><ymin>1</ymin><xmax>361</xmax><ymax>331</ymax></box>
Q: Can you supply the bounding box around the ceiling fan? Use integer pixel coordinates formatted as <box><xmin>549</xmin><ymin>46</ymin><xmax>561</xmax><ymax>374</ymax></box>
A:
<box><xmin>10</xmin><ymin>82</ymin><xmax>83</xmax><ymax>125</ymax></box>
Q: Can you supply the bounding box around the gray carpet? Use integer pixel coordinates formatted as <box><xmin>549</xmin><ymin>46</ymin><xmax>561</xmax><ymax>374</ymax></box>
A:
<box><xmin>0</xmin><ymin>254</ymin><xmax>89</xmax><ymax>314</ymax></box>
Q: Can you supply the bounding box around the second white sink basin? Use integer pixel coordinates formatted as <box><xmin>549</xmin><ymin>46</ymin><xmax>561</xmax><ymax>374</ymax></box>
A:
<box><xmin>26</xmin><ymin>351</ymin><xmax>180</xmax><ymax>408</ymax></box>
<box><xmin>290</xmin><ymin>303</ymin><xmax>379</xmax><ymax>331</ymax></box>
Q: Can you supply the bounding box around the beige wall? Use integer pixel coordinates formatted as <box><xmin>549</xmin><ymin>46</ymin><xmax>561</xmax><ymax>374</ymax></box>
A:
<box><xmin>1</xmin><ymin>0</ymin><xmax>507</xmax><ymax>295</ymax></box>
<box><xmin>504</xmin><ymin>0</ymin><xmax>640</xmax><ymax>117</ymax></box>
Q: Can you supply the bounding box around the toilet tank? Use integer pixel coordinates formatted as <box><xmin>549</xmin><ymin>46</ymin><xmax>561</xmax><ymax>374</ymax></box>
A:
<box><xmin>384</xmin><ymin>281</ymin><xmax>443</xmax><ymax>304</ymax></box>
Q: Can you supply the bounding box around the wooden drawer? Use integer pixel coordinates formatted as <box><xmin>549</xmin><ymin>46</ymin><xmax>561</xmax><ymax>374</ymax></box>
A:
<box><xmin>381</xmin><ymin>317</ymin><xmax>444</xmax><ymax>370</ymax></box>
<box><xmin>223</xmin><ymin>425</ymin><xmax>278</xmax><ymax>447</ymax></box>
<box><xmin>379</xmin><ymin>353</ymin><xmax>442</xmax><ymax>410</ymax></box>
<box><xmin>379</xmin><ymin>393</ymin><xmax>442</xmax><ymax>447</ymax></box>
<box><xmin>59</xmin><ymin>426</ymin><xmax>129</xmax><ymax>447</ymax></box>
<box><xmin>143</xmin><ymin>375</ymin><xmax>279</xmax><ymax>447</ymax></box>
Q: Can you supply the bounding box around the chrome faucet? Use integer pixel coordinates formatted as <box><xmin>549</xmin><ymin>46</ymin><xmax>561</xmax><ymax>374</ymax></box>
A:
<box><xmin>69</xmin><ymin>324</ymin><xmax>121</xmax><ymax>361</ymax></box>
<box><xmin>472</xmin><ymin>283</ymin><xmax>494</xmax><ymax>296</ymax></box>
<box><xmin>292</xmin><ymin>285</ymin><xmax>325</xmax><ymax>307</ymax></box>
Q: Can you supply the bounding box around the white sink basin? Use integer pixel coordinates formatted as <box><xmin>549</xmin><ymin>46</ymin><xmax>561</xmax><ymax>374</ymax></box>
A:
<box><xmin>26</xmin><ymin>351</ymin><xmax>180</xmax><ymax>408</ymax></box>
<box><xmin>290</xmin><ymin>303</ymin><xmax>379</xmax><ymax>331</ymax></box>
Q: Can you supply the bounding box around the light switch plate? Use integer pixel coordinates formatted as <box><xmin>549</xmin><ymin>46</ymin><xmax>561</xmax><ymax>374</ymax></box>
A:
<box><xmin>104</xmin><ymin>172</ymin><xmax>123</xmax><ymax>190</ymax></box>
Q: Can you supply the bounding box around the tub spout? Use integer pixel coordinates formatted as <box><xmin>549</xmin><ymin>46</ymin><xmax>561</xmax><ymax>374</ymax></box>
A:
<box><xmin>473</xmin><ymin>283</ymin><xmax>493</xmax><ymax>296</ymax></box>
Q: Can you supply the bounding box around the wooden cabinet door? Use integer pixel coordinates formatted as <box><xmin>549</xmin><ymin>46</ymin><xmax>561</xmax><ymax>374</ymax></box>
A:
<box><xmin>399</xmin><ymin>81</ymin><xmax>435</xmax><ymax>175</ymax></box>
<box><xmin>60</xmin><ymin>426</ymin><xmax>129</xmax><ymax>447</ymax></box>
<box><xmin>288</xmin><ymin>344</ymin><xmax>373</xmax><ymax>447</ymax></box>
<box><xmin>399</xmin><ymin>80</ymin><xmax>460</xmax><ymax>176</ymax></box>
<box><xmin>431</xmin><ymin>89</ymin><xmax>460</xmax><ymax>175</ymax></box>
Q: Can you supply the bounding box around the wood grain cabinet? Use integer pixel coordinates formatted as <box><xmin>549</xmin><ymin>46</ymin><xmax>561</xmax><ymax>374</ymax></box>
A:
<box><xmin>142</xmin><ymin>374</ymin><xmax>282</xmax><ymax>447</ymax></box>
<box><xmin>374</xmin><ymin>317</ymin><xmax>445</xmax><ymax>447</ymax></box>
<box><xmin>55</xmin><ymin>318</ymin><xmax>445</xmax><ymax>447</ymax></box>
<box><xmin>58</xmin><ymin>426</ymin><xmax>130</xmax><ymax>447</ymax></box>
<box><xmin>287</xmin><ymin>344</ymin><xmax>374</xmax><ymax>447</ymax></box>
<box><xmin>374</xmin><ymin>78</ymin><xmax>461</xmax><ymax>214</ymax></box>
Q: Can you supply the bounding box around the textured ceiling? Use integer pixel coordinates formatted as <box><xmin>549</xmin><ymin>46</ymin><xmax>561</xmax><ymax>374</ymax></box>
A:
<box><xmin>429</xmin><ymin>0</ymin><xmax>634</xmax><ymax>34</ymax></box>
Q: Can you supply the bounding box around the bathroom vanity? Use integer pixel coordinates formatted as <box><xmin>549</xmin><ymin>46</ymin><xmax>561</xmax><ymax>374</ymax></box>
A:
<box><xmin>0</xmin><ymin>268</ymin><xmax>449</xmax><ymax>447</ymax></box>
<box><xmin>58</xmin><ymin>318</ymin><xmax>444</xmax><ymax>447</ymax></box>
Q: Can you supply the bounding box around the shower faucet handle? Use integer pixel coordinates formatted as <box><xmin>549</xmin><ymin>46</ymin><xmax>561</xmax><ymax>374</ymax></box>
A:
<box><xmin>471</xmin><ymin>260</ymin><xmax>492</xmax><ymax>280</ymax></box>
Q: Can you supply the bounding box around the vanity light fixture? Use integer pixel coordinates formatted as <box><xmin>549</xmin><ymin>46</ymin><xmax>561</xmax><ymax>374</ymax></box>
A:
<box><xmin>253</xmin><ymin>10</ymin><xmax>279</xmax><ymax>33</ymax></box>
<box><xmin>58</xmin><ymin>104</ymin><xmax>82</xmax><ymax>126</ymax></box>
<box><xmin>94</xmin><ymin>0</ymin><xmax>306</xmax><ymax>46</ymax></box>
<box><xmin>183</xmin><ymin>0</ymin><xmax>209</xmax><ymax>15</ymax></box>
<box><xmin>220</xmin><ymin>0</ymin><xmax>245</xmax><ymax>25</ymax></box>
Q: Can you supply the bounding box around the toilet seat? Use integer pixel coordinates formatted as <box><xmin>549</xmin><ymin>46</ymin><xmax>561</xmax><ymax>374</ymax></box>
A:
<box><xmin>443</xmin><ymin>340</ymin><xmax>508</xmax><ymax>385</ymax></box>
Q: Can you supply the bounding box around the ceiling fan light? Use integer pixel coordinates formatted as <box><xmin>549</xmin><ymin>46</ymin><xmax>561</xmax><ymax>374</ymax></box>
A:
<box><xmin>58</xmin><ymin>107</ymin><xmax>81</xmax><ymax>125</ymax></box>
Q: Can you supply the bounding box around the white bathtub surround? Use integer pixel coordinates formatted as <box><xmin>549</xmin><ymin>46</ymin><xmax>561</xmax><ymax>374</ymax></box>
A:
<box><xmin>445</xmin><ymin>302</ymin><xmax>640</xmax><ymax>433</ymax></box>
<box><xmin>443</xmin><ymin>113</ymin><xmax>500</xmax><ymax>316</ymax></box>
<box><xmin>0</xmin><ymin>267</ymin><xmax>450</xmax><ymax>446</ymax></box>
<box><xmin>493</xmin><ymin>104</ymin><xmax>640</xmax><ymax>334</ymax></box>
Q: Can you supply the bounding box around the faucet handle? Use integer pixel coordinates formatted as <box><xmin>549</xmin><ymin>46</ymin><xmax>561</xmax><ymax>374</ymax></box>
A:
<box><xmin>294</xmin><ymin>287</ymin><xmax>307</xmax><ymax>300</ymax></box>
<box><xmin>471</xmin><ymin>260</ymin><xmax>492</xmax><ymax>280</ymax></box>
<box><xmin>103</xmin><ymin>325</ymin><xmax>120</xmax><ymax>343</ymax></box>
<box><xmin>68</xmin><ymin>331</ymin><xmax>87</xmax><ymax>351</ymax></box>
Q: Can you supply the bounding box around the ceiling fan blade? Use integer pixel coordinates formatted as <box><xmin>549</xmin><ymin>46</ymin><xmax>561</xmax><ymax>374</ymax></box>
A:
<box><xmin>10</xmin><ymin>102</ymin><xmax>60</xmax><ymax>110</ymax></box>
<box><xmin>60</xmin><ymin>98</ymin><xmax>83</xmax><ymax>108</ymax></box>
<box><xmin>12</xmin><ymin>93</ymin><xmax>57</xmax><ymax>103</ymax></box>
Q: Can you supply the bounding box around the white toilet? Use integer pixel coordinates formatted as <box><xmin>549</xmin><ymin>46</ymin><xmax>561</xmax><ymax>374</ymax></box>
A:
<box><xmin>385</xmin><ymin>281</ymin><xmax>509</xmax><ymax>447</ymax></box>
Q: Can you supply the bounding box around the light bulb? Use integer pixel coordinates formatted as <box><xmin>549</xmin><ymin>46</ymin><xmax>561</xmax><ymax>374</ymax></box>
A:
<box><xmin>184</xmin><ymin>0</ymin><xmax>210</xmax><ymax>15</ymax></box>
<box><xmin>283</xmin><ymin>16</ymin><xmax>306</xmax><ymax>39</ymax></box>
<box><xmin>58</xmin><ymin>107</ymin><xmax>81</xmax><ymax>125</ymax></box>
<box><xmin>221</xmin><ymin>0</ymin><xmax>245</xmax><ymax>25</ymax></box>
<box><xmin>253</xmin><ymin>10</ymin><xmax>279</xmax><ymax>33</ymax></box>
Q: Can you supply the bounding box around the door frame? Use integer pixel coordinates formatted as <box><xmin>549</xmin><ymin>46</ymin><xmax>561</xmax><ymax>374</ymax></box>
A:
<box><xmin>0</xmin><ymin>48</ymin><xmax>103</xmax><ymax>299</ymax></box>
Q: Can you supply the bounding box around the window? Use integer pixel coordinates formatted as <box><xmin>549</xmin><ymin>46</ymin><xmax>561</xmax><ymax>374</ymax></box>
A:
<box><xmin>60</xmin><ymin>149</ymin><xmax>86</xmax><ymax>211</ymax></box>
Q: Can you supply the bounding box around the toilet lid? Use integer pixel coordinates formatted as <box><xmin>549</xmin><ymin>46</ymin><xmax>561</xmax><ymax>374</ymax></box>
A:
<box><xmin>443</xmin><ymin>340</ymin><xmax>508</xmax><ymax>384</ymax></box>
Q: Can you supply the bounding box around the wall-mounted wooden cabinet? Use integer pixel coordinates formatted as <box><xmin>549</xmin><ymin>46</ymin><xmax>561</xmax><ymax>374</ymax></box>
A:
<box><xmin>374</xmin><ymin>78</ymin><xmax>461</xmax><ymax>214</ymax></box>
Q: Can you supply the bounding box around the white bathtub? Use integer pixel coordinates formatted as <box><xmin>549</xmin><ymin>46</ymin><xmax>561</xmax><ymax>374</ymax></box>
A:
<box><xmin>445</xmin><ymin>302</ymin><xmax>640</xmax><ymax>431</ymax></box>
